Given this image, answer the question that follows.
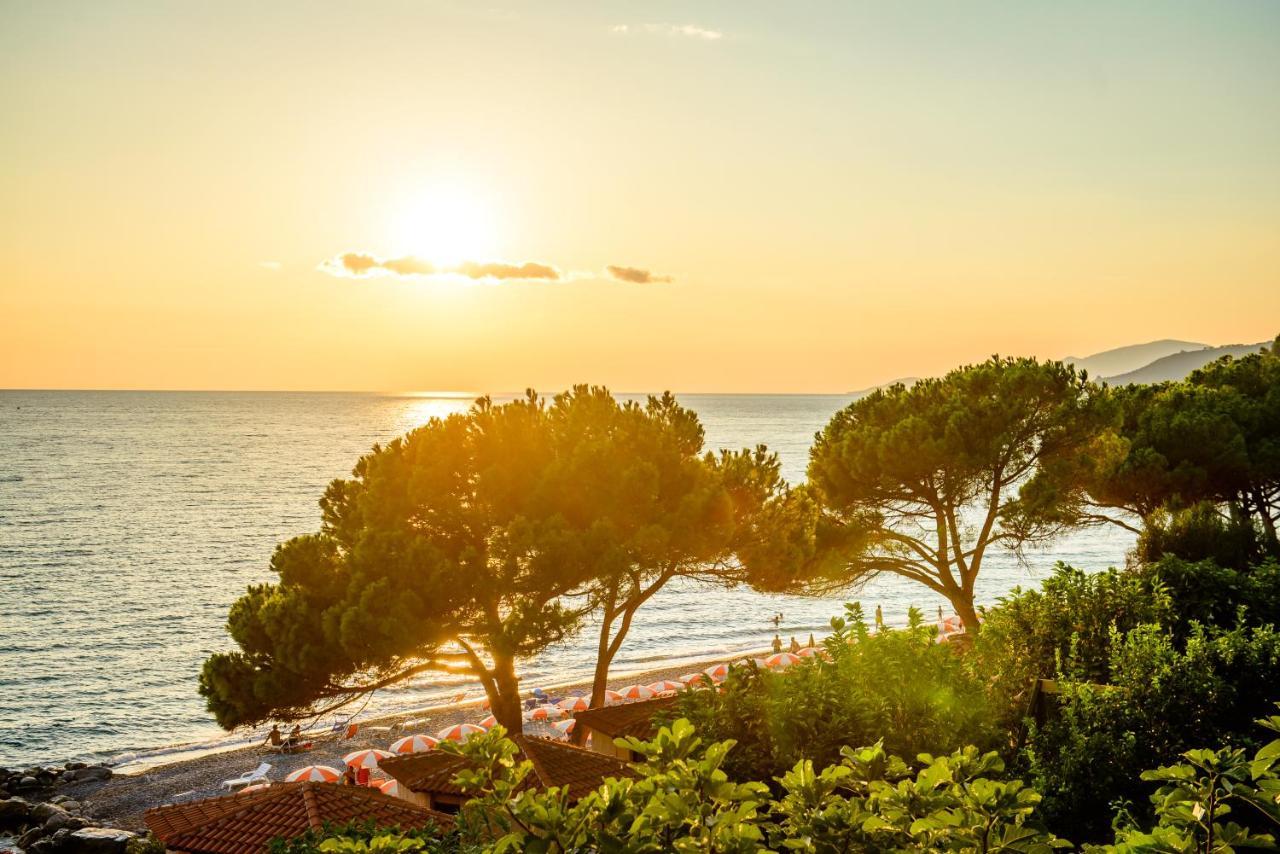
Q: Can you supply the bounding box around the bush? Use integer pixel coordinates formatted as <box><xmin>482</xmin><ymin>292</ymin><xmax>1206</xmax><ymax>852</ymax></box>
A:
<box><xmin>268</xmin><ymin>821</ymin><xmax>459</xmax><ymax>854</ymax></box>
<box><xmin>673</xmin><ymin>603</ymin><xmax>1000</xmax><ymax>782</ymax></box>
<box><xmin>1136</xmin><ymin>502</ymin><xmax>1262</xmax><ymax>570</ymax></box>
<box><xmin>1024</xmin><ymin>623</ymin><xmax>1280</xmax><ymax>842</ymax></box>
<box><xmin>1136</xmin><ymin>555</ymin><xmax>1280</xmax><ymax>639</ymax></box>
<box><xmin>969</xmin><ymin>564</ymin><xmax>1173</xmax><ymax>727</ymax></box>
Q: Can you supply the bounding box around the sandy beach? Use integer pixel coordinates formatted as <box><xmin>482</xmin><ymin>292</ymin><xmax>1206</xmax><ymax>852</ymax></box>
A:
<box><xmin>78</xmin><ymin>652</ymin><xmax>758</xmax><ymax>832</ymax></box>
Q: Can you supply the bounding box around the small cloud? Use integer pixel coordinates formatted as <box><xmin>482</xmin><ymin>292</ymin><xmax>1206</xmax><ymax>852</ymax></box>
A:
<box><xmin>606</xmin><ymin>264</ymin><xmax>673</xmax><ymax>284</ymax></box>
<box><xmin>611</xmin><ymin>22</ymin><xmax>724</xmax><ymax>41</ymax></box>
<box><xmin>319</xmin><ymin>252</ymin><xmax>560</xmax><ymax>282</ymax></box>
<box><xmin>259</xmin><ymin>261</ymin><xmax>283</xmax><ymax>271</ymax></box>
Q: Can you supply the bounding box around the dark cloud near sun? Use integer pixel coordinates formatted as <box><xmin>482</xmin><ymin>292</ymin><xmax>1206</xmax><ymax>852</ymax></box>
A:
<box><xmin>454</xmin><ymin>260</ymin><xmax>560</xmax><ymax>281</ymax></box>
<box><xmin>606</xmin><ymin>264</ymin><xmax>673</xmax><ymax>284</ymax></box>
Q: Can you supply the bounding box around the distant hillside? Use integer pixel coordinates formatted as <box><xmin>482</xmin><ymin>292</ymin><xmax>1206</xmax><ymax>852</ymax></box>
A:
<box><xmin>848</xmin><ymin>377</ymin><xmax>919</xmax><ymax>398</ymax></box>
<box><xmin>1102</xmin><ymin>341</ymin><xmax>1268</xmax><ymax>385</ymax></box>
<box><xmin>1064</xmin><ymin>339</ymin><xmax>1205</xmax><ymax>379</ymax></box>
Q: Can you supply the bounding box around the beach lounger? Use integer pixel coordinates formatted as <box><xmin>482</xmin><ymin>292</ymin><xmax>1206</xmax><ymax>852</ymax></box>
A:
<box><xmin>220</xmin><ymin>762</ymin><xmax>271</xmax><ymax>791</ymax></box>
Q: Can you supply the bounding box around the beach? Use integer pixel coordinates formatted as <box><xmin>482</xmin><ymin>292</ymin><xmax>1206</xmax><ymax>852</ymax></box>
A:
<box><xmin>76</xmin><ymin>654</ymin><xmax>746</xmax><ymax>832</ymax></box>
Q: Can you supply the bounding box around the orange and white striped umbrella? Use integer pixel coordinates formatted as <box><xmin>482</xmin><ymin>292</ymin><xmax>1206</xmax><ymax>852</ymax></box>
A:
<box><xmin>617</xmin><ymin>684</ymin><xmax>656</xmax><ymax>701</ymax></box>
<box><xmin>343</xmin><ymin>748</ymin><xmax>394</xmax><ymax>769</ymax></box>
<box><xmin>478</xmin><ymin>714</ymin><xmax>498</xmax><ymax>729</ymax></box>
<box><xmin>796</xmin><ymin>646</ymin><xmax>819</xmax><ymax>658</ymax></box>
<box><xmin>704</xmin><ymin>663</ymin><xmax>732</xmax><ymax>682</ymax></box>
<box><xmin>552</xmin><ymin>719</ymin><xmax>575</xmax><ymax>735</ymax></box>
<box><xmin>239</xmin><ymin>782</ymin><xmax>271</xmax><ymax>795</ymax></box>
<box><xmin>743</xmin><ymin>657</ymin><xmax>769</xmax><ymax>669</ymax></box>
<box><xmin>648</xmin><ymin>680</ymin><xmax>684</xmax><ymax>694</ymax></box>
<box><xmin>390</xmin><ymin>734</ymin><xmax>438</xmax><ymax>754</ymax></box>
<box><xmin>437</xmin><ymin>723</ymin><xmax>485</xmax><ymax>743</ymax></box>
<box><xmin>556</xmin><ymin>696</ymin><xmax>591</xmax><ymax>712</ymax></box>
<box><xmin>603</xmin><ymin>689</ymin><xmax>626</xmax><ymax>706</ymax></box>
<box><xmin>526</xmin><ymin>705</ymin><xmax>565</xmax><ymax>721</ymax></box>
<box><xmin>765</xmin><ymin>652</ymin><xmax>801</xmax><ymax>669</ymax></box>
<box><xmin>285</xmin><ymin>765</ymin><xmax>341</xmax><ymax>783</ymax></box>
<box><xmin>679</xmin><ymin>672</ymin><xmax>707</xmax><ymax>686</ymax></box>
<box><xmin>377</xmin><ymin>779</ymin><xmax>403</xmax><ymax>798</ymax></box>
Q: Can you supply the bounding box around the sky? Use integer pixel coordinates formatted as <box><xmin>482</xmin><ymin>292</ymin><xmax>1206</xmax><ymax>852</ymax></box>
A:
<box><xmin>1</xmin><ymin>0</ymin><xmax>1278</xmax><ymax>393</ymax></box>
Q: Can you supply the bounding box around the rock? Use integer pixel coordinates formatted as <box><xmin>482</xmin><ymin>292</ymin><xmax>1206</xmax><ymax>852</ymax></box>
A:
<box><xmin>32</xmin><ymin>805</ymin><xmax>66</xmax><ymax>823</ymax></box>
<box><xmin>15</xmin><ymin>779</ymin><xmax>38</xmax><ymax>791</ymax></box>
<box><xmin>19</xmin><ymin>825</ymin><xmax>45</xmax><ymax>847</ymax></box>
<box><xmin>63</xmin><ymin>764</ymin><xmax>85</xmax><ymax>773</ymax></box>
<box><xmin>62</xmin><ymin>768</ymin><xmax>110</xmax><ymax>785</ymax></box>
<box><xmin>58</xmin><ymin>803</ymin><xmax>80</xmax><ymax>815</ymax></box>
<box><xmin>66</xmin><ymin>827</ymin><xmax>136</xmax><ymax>854</ymax></box>
<box><xmin>0</xmin><ymin>797</ymin><xmax>32</xmax><ymax>827</ymax></box>
<box><xmin>43</xmin><ymin>813</ymin><xmax>77</xmax><ymax>834</ymax></box>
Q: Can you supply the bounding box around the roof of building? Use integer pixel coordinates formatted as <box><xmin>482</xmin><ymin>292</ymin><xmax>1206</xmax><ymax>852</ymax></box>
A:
<box><xmin>380</xmin><ymin>735</ymin><xmax>634</xmax><ymax>802</ymax></box>
<box><xmin>144</xmin><ymin>782</ymin><xmax>452</xmax><ymax>854</ymax></box>
<box><xmin>573</xmin><ymin>696</ymin><xmax>678</xmax><ymax>741</ymax></box>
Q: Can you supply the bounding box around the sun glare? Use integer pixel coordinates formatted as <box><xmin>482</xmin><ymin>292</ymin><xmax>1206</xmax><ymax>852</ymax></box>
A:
<box><xmin>388</xmin><ymin>186</ymin><xmax>497</xmax><ymax>267</ymax></box>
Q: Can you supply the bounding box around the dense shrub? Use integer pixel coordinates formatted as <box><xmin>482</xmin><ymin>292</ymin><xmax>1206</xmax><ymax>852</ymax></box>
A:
<box><xmin>1136</xmin><ymin>555</ymin><xmax>1280</xmax><ymax>639</ymax></box>
<box><xmin>1025</xmin><ymin>623</ymin><xmax>1280</xmax><ymax>842</ymax></box>
<box><xmin>268</xmin><ymin>821</ymin><xmax>459</xmax><ymax>854</ymax></box>
<box><xmin>969</xmin><ymin>564</ymin><xmax>1173</xmax><ymax>726</ymax></box>
<box><xmin>1136</xmin><ymin>502</ymin><xmax>1263</xmax><ymax>570</ymax></box>
<box><xmin>673</xmin><ymin>604</ymin><xmax>1000</xmax><ymax>782</ymax></box>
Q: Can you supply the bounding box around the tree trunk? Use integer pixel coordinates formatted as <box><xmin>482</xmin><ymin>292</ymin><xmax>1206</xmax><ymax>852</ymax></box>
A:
<box><xmin>489</xmin><ymin>655</ymin><xmax>524</xmax><ymax>735</ymax></box>
<box><xmin>949</xmin><ymin>592</ymin><xmax>981</xmax><ymax>636</ymax></box>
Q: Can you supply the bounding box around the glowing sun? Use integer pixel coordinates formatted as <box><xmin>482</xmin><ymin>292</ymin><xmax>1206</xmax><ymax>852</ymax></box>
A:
<box><xmin>388</xmin><ymin>186</ymin><xmax>497</xmax><ymax>266</ymax></box>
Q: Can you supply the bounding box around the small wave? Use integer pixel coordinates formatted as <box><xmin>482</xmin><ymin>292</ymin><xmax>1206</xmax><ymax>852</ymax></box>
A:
<box><xmin>0</xmin><ymin>474</ymin><xmax>24</xmax><ymax>483</ymax></box>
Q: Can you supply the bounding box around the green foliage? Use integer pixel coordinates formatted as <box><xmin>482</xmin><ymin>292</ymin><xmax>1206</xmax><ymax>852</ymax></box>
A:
<box><xmin>124</xmin><ymin>835</ymin><xmax>167</xmax><ymax>854</ymax></box>
<box><xmin>1135</xmin><ymin>556</ymin><xmax>1280</xmax><ymax>641</ymax></box>
<box><xmin>1137</xmin><ymin>503</ymin><xmax>1262</xmax><ymax>570</ymax></box>
<box><xmin>970</xmin><ymin>564</ymin><xmax>1173</xmax><ymax>725</ymax></box>
<box><xmin>675</xmin><ymin>603</ymin><xmax>1000</xmax><ymax>782</ymax></box>
<box><xmin>806</xmin><ymin>356</ymin><xmax>1110</xmax><ymax>632</ymax></box>
<box><xmin>200</xmin><ymin>386</ymin><xmax>788</xmax><ymax>732</ymax></box>
<box><xmin>268</xmin><ymin>821</ymin><xmax>457</xmax><ymax>854</ymax></box>
<box><xmin>1025</xmin><ymin>624</ymin><xmax>1280</xmax><ymax>842</ymax></box>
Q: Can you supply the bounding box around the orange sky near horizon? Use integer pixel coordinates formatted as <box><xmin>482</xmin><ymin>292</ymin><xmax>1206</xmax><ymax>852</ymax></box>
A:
<box><xmin>2</xmin><ymin>1</ymin><xmax>1278</xmax><ymax>393</ymax></box>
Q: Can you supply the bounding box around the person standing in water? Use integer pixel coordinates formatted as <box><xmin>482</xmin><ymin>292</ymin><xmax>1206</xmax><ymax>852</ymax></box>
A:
<box><xmin>875</xmin><ymin>604</ymin><xmax>885</xmax><ymax>632</ymax></box>
<box><xmin>789</xmin><ymin>636</ymin><xmax>800</xmax><ymax>653</ymax></box>
<box><xmin>772</xmin><ymin>634</ymin><xmax>783</xmax><ymax>653</ymax></box>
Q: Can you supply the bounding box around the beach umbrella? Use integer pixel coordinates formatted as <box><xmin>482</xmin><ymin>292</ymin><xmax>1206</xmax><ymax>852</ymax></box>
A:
<box><xmin>679</xmin><ymin>672</ymin><xmax>708</xmax><ymax>686</ymax></box>
<box><xmin>556</xmin><ymin>696</ymin><xmax>591</xmax><ymax>712</ymax></box>
<box><xmin>617</xmin><ymin>684</ymin><xmax>657</xmax><ymax>702</ymax></box>
<box><xmin>552</xmin><ymin>719</ymin><xmax>576</xmax><ymax>735</ymax></box>
<box><xmin>526</xmin><ymin>705</ymin><xmax>565</xmax><ymax>722</ymax></box>
<box><xmin>389</xmin><ymin>734</ymin><xmax>438</xmax><ymax>754</ymax></box>
<box><xmin>704</xmin><ymin>663</ymin><xmax>732</xmax><ymax>682</ymax></box>
<box><xmin>765</xmin><ymin>652</ymin><xmax>801</xmax><ymax>669</ymax></box>
<box><xmin>437</xmin><ymin>723</ymin><xmax>485</xmax><ymax>743</ymax></box>
<box><xmin>284</xmin><ymin>765</ymin><xmax>342</xmax><ymax>783</ymax></box>
<box><xmin>796</xmin><ymin>646</ymin><xmax>819</xmax><ymax>658</ymax></box>
<box><xmin>239</xmin><ymin>783</ymin><xmax>270</xmax><ymax>795</ymax></box>
<box><xmin>648</xmin><ymin>680</ymin><xmax>684</xmax><ymax>694</ymax></box>
<box><xmin>377</xmin><ymin>779</ymin><xmax>403</xmax><ymax>798</ymax></box>
<box><xmin>743</xmin><ymin>657</ymin><xmax>769</xmax><ymax>669</ymax></box>
<box><xmin>343</xmin><ymin>748</ymin><xmax>394</xmax><ymax>769</ymax></box>
<box><xmin>478</xmin><ymin>714</ymin><xmax>498</xmax><ymax>729</ymax></box>
<box><xmin>603</xmin><ymin>689</ymin><xmax>626</xmax><ymax>706</ymax></box>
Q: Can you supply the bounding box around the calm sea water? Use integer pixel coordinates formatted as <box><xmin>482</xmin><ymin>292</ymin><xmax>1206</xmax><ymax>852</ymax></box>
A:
<box><xmin>0</xmin><ymin>391</ymin><xmax>1133</xmax><ymax>768</ymax></box>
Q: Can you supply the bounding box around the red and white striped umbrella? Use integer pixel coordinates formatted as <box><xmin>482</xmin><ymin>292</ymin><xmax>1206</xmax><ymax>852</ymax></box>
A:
<box><xmin>765</xmin><ymin>652</ymin><xmax>801</xmax><ymax>670</ymax></box>
<box><xmin>556</xmin><ymin>696</ymin><xmax>591</xmax><ymax>712</ymax></box>
<box><xmin>552</xmin><ymin>719</ymin><xmax>575</xmax><ymax>735</ymax></box>
<box><xmin>704</xmin><ymin>663</ymin><xmax>732</xmax><ymax>682</ymax></box>
<box><xmin>796</xmin><ymin>646</ymin><xmax>819</xmax><ymax>658</ymax></box>
<box><xmin>679</xmin><ymin>672</ymin><xmax>708</xmax><ymax>686</ymax></box>
<box><xmin>478</xmin><ymin>714</ymin><xmax>498</xmax><ymax>729</ymax></box>
<box><xmin>526</xmin><ymin>705</ymin><xmax>565</xmax><ymax>721</ymax></box>
<box><xmin>617</xmin><ymin>685</ymin><xmax>656</xmax><ymax>702</ymax></box>
<box><xmin>437</xmin><ymin>723</ymin><xmax>485</xmax><ymax>743</ymax></box>
<box><xmin>389</xmin><ymin>734</ymin><xmax>438</xmax><ymax>754</ymax></box>
<box><xmin>285</xmin><ymin>765</ymin><xmax>342</xmax><ymax>783</ymax></box>
<box><xmin>377</xmin><ymin>779</ymin><xmax>403</xmax><ymax>798</ymax></box>
<box><xmin>602</xmin><ymin>689</ymin><xmax>626</xmax><ymax>706</ymax></box>
<box><xmin>648</xmin><ymin>680</ymin><xmax>684</xmax><ymax>694</ymax></box>
<box><xmin>343</xmin><ymin>749</ymin><xmax>394</xmax><ymax>769</ymax></box>
<box><xmin>744</xmin><ymin>657</ymin><xmax>769</xmax><ymax>669</ymax></box>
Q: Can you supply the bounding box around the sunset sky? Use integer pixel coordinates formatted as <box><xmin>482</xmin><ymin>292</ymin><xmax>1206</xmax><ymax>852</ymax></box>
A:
<box><xmin>2</xmin><ymin>1</ymin><xmax>1278</xmax><ymax>393</ymax></box>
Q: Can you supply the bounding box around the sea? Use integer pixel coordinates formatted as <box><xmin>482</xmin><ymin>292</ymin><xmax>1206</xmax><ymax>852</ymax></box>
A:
<box><xmin>0</xmin><ymin>391</ymin><xmax>1134</xmax><ymax>770</ymax></box>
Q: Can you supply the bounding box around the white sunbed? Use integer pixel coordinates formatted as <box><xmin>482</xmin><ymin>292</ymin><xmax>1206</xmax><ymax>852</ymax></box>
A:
<box><xmin>220</xmin><ymin>762</ymin><xmax>271</xmax><ymax>791</ymax></box>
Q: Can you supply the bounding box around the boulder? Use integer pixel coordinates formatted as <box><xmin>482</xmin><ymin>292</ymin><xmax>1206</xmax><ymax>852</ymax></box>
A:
<box><xmin>19</xmin><ymin>824</ymin><xmax>46</xmax><ymax>847</ymax></box>
<box><xmin>66</xmin><ymin>827</ymin><xmax>136</xmax><ymax>854</ymax></box>
<box><xmin>14</xmin><ymin>779</ymin><xmax>39</xmax><ymax>792</ymax></box>
<box><xmin>63</xmin><ymin>768</ymin><xmax>110</xmax><ymax>785</ymax></box>
<box><xmin>32</xmin><ymin>805</ymin><xmax>66</xmax><ymax>823</ymax></box>
<box><xmin>0</xmin><ymin>797</ymin><xmax>32</xmax><ymax>827</ymax></box>
<box><xmin>43</xmin><ymin>812</ymin><xmax>79</xmax><ymax>834</ymax></box>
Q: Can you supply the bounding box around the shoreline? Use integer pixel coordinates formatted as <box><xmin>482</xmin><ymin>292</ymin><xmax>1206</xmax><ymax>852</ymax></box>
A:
<box><xmin>76</xmin><ymin>650</ymin><xmax>765</xmax><ymax>832</ymax></box>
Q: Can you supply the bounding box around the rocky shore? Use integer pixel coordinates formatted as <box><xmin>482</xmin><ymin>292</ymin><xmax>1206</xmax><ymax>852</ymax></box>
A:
<box><xmin>0</xmin><ymin>764</ymin><xmax>136</xmax><ymax>854</ymax></box>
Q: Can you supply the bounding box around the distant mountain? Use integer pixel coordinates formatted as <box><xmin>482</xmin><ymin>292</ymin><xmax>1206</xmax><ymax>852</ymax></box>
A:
<box><xmin>847</xmin><ymin>377</ymin><xmax>919</xmax><ymax>398</ymax></box>
<box><xmin>1102</xmin><ymin>341</ymin><xmax>1268</xmax><ymax>385</ymax></box>
<box><xmin>1064</xmin><ymin>339</ymin><xmax>1205</xmax><ymax>380</ymax></box>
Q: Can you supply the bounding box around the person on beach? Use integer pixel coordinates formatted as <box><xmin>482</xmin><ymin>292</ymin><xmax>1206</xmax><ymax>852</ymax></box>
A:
<box><xmin>772</xmin><ymin>634</ymin><xmax>783</xmax><ymax>653</ymax></box>
<box><xmin>875</xmin><ymin>604</ymin><xmax>885</xmax><ymax>632</ymax></box>
<box><xmin>789</xmin><ymin>636</ymin><xmax>800</xmax><ymax>653</ymax></box>
<box><xmin>263</xmin><ymin>725</ymin><xmax>283</xmax><ymax>749</ymax></box>
<box><xmin>285</xmin><ymin>724</ymin><xmax>301</xmax><ymax>749</ymax></box>
<box><xmin>341</xmin><ymin>766</ymin><xmax>356</xmax><ymax>786</ymax></box>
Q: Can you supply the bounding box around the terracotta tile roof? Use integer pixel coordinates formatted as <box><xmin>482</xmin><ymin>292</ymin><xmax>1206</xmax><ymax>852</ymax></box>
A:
<box><xmin>381</xmin><ymin>735</ymin><xmax>633</xmax><ymax>802</ymax></box>
<box><xmin>573</xmin><ymin>696</ymin><xmax>678</xmax><ymax>741</ymax></box>
<box><xmin>144</xmin><ymin>782</ymin><xmax>452</xmax><ymax>854</ymax></box>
